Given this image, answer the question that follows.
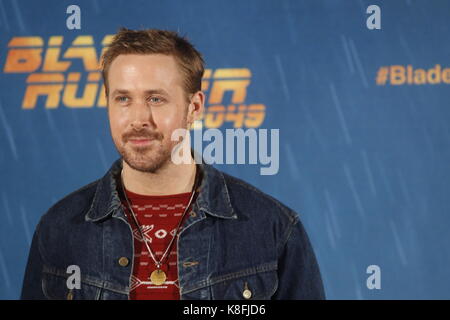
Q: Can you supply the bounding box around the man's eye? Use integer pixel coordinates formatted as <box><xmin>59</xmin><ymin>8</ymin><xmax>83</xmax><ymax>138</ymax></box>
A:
<box><xmin>116</xmin><ymin>96</ymin><xmax>129</xmax><ymax>103</ymax></box>
<box><xmin>148</xmin><ymin>96</ymin><xmax>164</xmax><ymax>104</ymax></box>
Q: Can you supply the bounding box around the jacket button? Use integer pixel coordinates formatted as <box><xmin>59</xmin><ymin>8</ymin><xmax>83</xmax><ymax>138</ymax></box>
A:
<box><xmin>118</xmin><ymin>257</ymin><xmax>129</xmax><ymax>267</ymax></box>
<box><xmin>242</xmin><ymin>281</ymin><xmax>252</xmax><ymax>299</ymax></box>
<box><xmin>67</xmin><ymin>290</ymin><xmax>74</xmax><ymax>300</ymax></box>
<box><xmin>243</xmin><ymin>289</ymin><xmax>252</xmax><ymax>299</ymax></box>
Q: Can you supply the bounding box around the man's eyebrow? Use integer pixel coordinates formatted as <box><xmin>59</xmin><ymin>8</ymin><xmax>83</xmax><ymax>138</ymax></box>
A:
<box><xmin>146</xmin><ymin>89</ymin><xmax>170</xmax><ymax>96</ymax></box>
<box><xmin>111</xmin><ymin>89</ymin><xmax>129</xmax><ymax>96</ymax></box>
<box><xmin>111</xmin><ymin>89</ymin><xmax>170</xmax><ymax>96</ymax></box>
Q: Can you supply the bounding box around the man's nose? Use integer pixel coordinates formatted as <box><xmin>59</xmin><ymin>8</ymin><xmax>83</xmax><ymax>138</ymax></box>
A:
<box><xmin>130</xmin><ymin>100</ymin><xmax>155</xmax><ymax>130</ymax></box>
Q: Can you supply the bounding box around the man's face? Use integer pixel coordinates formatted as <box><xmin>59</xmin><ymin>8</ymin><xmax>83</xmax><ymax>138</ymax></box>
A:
<box><xmin>107</xmin><ymin>53</ymin><xmax>191</xmax><ymax>173</ymax></box>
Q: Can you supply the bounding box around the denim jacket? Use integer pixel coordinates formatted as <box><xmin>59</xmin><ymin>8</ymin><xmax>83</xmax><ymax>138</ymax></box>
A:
<box><xmin>21</xmin><ymin>158</ymin><xmax>325</xmax><ymax>300</ymax></box>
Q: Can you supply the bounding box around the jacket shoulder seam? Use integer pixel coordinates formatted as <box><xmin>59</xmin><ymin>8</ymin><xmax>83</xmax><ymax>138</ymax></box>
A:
<box><xmin>276</xmin><ymin>217</ymin><xmax>300</xmax><ymax>260</ymax></box>
<box><xmin>41</xmin><ymin>179</ymin><xmax>100</xmax><ymax>219</ymax></box>
<box><xmin>223</xmin><ymin>173</ymin><xmax>299</xmax><ymax>224</ymax></box>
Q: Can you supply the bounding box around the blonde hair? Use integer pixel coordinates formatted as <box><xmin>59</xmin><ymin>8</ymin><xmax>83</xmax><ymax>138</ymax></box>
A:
<box><xmin>101</xmin><ymin>27</ymin><xmax>205</xmax><ymax>100</ymax></box>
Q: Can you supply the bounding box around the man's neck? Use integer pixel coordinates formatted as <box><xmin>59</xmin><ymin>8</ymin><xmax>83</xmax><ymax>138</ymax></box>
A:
<box><xmin>121</xmin><ymin>158</ymin><xmax>197</xmax><ymax>196</ymax></box>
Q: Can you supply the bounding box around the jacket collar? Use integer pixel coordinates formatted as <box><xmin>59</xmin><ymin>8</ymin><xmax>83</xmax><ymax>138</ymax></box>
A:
<box><xmin>85</xmin><ymin>157</ymin><xmax>237</xmax><ymax>222</ymax></box>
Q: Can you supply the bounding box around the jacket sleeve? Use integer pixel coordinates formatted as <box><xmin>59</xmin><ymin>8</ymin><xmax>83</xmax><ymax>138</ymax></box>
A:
<box><xmin>272</xmin><ymin>215</ymin><xmax>326</xmax><ymax>300</ymax></box>
<box><xmin>20</xmin><ymin>219</ymin><xmax>47</xmax><ymax>300</ymax></box>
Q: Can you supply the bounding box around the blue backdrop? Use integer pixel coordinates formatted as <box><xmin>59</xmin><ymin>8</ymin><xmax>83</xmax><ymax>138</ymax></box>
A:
<box><xmin>1</xmin><ymin>0</ymin><xmax>449</xmax><ymax>299</ymax></box>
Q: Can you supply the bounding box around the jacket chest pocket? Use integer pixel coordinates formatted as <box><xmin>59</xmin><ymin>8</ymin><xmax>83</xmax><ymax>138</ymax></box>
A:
<box><xmin>41</xmin><ymin>267</ymin><xmax>102</xmax><ymax>300</ymax></box>
<box><xmin>210</xmin><ymin>264</ymin><xmax>278</xmax><ymax>300</ymax></box>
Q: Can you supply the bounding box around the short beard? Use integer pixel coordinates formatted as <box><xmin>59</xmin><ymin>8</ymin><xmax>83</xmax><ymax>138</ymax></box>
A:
<box><xmin>121</xmin><ymin>140</ymin><xmax>173</xmax><ymax>173</ymax></box>
<box><xmin>117</xmin><ymin>108</ymin><xmax>190</xmax><ymax>174</ymax></box>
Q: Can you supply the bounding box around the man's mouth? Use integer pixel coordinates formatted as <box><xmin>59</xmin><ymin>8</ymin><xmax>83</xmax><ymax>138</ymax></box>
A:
<box><xmin>128</xmin><ymin>138</ymin><xmax>152</xmax><ymax>146</ymax></box>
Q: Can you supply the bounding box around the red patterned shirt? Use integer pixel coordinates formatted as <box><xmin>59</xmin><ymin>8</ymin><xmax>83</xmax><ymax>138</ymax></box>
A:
<box><xmin>120</xmin><ymin>188</ymin><xmax>193</xmax><ymax>300</ymax></box>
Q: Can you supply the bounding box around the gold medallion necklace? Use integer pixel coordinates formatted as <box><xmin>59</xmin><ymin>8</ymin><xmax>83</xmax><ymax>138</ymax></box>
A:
<box><xmin>120</xmin><ymin>167</ymin><xmax>198</xmax><ymax>286</ymax></box>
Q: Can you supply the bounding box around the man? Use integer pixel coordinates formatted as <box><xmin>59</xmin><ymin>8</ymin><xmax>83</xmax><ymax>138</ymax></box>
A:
<box><xmin>21</xmin><ymin>28</ymin><xmax>325</xmax><ymax>300</ymax></box>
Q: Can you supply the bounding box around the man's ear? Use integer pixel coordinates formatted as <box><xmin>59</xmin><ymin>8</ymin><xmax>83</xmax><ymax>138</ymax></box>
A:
<box><xmin>187</xmin><ymin>91</ymin><xmax>205</xmax><ymax>124</ymax></box>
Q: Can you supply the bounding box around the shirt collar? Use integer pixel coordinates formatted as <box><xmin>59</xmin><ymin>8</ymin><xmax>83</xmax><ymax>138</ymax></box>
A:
<box><xmin>85</xmin><ymin>156</ymin><xmax>237</xmax><ymax>222</ymax></box>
